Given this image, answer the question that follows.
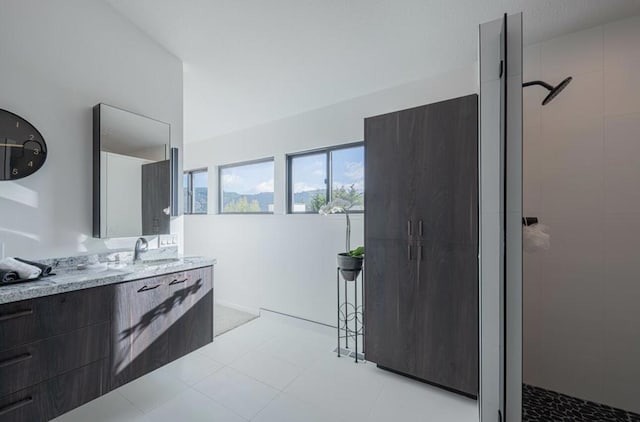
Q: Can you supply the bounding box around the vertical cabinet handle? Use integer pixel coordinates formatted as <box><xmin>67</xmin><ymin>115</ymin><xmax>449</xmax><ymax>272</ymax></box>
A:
<box><xmin>407</xmin><ymin>220</ymin><xmax>412</xmax><ymax>237</ymax></box>
<box><xmin>418</xmin><ymin>220</ymin><xmax>423</xmax><ymax>237</ymax></box>
<box><xmin>407</xmin><ymin>244</ymin><xmax>412</xmax><ymax>261</ymax></box>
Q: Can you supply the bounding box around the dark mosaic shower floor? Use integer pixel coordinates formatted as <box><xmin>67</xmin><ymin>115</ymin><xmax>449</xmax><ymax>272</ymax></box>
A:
<box><xmin>523</xmin><ymin>384</ymin><xmax>640</xmax><ymax>422</ymax></box>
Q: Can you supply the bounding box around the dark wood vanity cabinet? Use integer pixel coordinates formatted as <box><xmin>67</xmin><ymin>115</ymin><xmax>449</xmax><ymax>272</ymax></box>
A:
<box><xmin>364</xmin><ymin>95</ymin><xmax>479</xmax><ymax>398</ymax></box>
<box><xmin>111</xmin><ymin>266</ymin><xmax>213</xmax><ymax>388</ymax></box>
<box><xmin>0</xmin><ymin>265</ymin><xmax>214</xmax><ymax>422</ymax></box>
<box><xmin>0</xmin><ymin>288</ymin><xmax>111</xmax><ymax>422</ymax></box>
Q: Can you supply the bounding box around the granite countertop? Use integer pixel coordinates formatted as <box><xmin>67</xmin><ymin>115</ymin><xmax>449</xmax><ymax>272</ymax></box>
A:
<box><xmin>0</xmin><ymin>256</ymin><xmax>216</xmax><ymax>305</ymax></box>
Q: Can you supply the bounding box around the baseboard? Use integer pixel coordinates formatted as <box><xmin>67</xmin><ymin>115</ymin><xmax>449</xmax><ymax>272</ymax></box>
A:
<box><xmin>215</xmin><ymin>300</ymin><xmax>260</xmax><ymax>316</ymax></box>
<box><xmin>260</xmin><ymin>308</ymin><xmax>337</xmax><ymax>337</ymax></box>
<box><xmin>376</xmin><ymin>364</ymin><xmax>478</xmax><ymax>400</ymax></box>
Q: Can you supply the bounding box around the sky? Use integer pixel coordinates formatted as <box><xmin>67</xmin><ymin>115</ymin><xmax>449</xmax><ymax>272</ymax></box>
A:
<box><xmin>221</xmin><ymin>146</ymin><xmax>364</xmax><ymax>195</ymax></box>
<box><xmin>221</xmin><ymin>160</ymin><xmax>275</xmax><ymax>194</ymax></box>
<box><xmin>291</xmin><ymin>146</ymin><xmax>364</xmax><ymax>194</ymax></box>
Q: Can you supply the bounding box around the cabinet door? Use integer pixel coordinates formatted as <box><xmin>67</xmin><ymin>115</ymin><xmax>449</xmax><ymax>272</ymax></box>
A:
<box><xmin>365</xmin><ymin>111</ymin><xmax>415</xmax><ymax>241</ymax></box>
<box><xmin>111</xmin><ymin>277</ymin><xmax>169</xmax><ymax>388</ymax></box>
<box><xmin>415</xmin><ymin>247</ymin><xmax>478</xmax><ymax>396</ymax></box>
<box><xmin>412</xmin><ymin>95</ymin><xmax>479</xmax><ymax>245</ymax></box>
<box><xmin>364</xmin><ymin>239</ymin><xmax>416</xmax><ymax>375</ymax></box>
<box><xmin>141</xmin><ymin>160</ymin><xmax>170</xmax><ymax>236</ymax></box>
<box><xmin>412</xmin><ymin>95</ymin><xmax>479</xmax><ymax>396</ymax></box>
<box><xmin>364</xmin><ymin>110</ymin><xmax>418</xmax><ymax>373</ymax></box>
<box><xmin>167</xmin><ymin>267</ymin><xmax>214</xmax><ymax>361</ymax></box>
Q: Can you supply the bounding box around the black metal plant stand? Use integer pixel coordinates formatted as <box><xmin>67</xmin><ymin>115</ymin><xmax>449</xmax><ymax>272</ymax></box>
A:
<box><xmin>336</xmin><ymin>265</ymin><xmax>364</xmax><ymax>362</ymax></box>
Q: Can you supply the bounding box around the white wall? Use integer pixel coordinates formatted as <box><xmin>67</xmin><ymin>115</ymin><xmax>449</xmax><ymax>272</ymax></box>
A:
<box><xmin>0</xmin><ymin>0</ymin><xmax>183</xmax><ymax>259</ymax></box>
<box><xmin>523</xmin><ymin>15</ymin><xmax>640</xmax><ymax>413</ymax></box>
<box><xmin>184</xmin><ymin>66</ymin><xmax>477</xmax><ymax>325</ymax></box>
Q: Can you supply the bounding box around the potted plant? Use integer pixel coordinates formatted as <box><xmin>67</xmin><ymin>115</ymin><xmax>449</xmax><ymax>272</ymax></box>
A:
<box><xmin>319</xmin><ymin>199</ymin><xmax>364</xmax><ymax>281</ymax></box>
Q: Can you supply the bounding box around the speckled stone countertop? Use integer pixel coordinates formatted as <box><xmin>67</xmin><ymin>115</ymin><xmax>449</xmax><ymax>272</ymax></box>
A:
<box><xmin>0</xmin><ymin>255</ymin><xmax>216</xmax><ymax>305</ymax></box>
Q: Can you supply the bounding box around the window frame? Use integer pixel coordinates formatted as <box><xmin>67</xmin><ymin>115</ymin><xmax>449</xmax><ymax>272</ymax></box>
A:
<box><xmin>286</xmin><ymin>141</ymin><xmax>364</xmax><ymax>214</ymax></box>
<box><xmin>183</xmin><ymin>168</ymin><xmax>208</xmax><ymax>215</ymax></box>
<box><xmin>218</xmin><ymin>157</ymin><xmax>275</xmax><ymax>215</ymax></box>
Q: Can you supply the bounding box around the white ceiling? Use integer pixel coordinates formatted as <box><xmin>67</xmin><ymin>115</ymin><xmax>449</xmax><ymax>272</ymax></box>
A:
<box><xmin>106</xmin><ymin>0</ymin><xmax>640</xmax><ymax>143</ymax></box>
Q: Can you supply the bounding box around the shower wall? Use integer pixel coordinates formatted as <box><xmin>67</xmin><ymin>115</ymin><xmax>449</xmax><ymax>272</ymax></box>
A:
<box><xmin>523</xmin><ymin>15</ymin><xmax>640</xmax><ymax>413</ymax></box>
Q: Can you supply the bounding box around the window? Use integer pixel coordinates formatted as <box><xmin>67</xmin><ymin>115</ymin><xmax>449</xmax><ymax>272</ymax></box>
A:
<box><xmin>219</xmin><ymin>158</ymin><xmax>274</xmax><ymax>214</ymax></box>
<box><xmin>287</xmin><ymin>143</ymin><xmax>364</xmax><ymax>213</ymax></box>
<box><xmin>184</xmin><ymin>169</ymin><xmax>208</xmax><ymax>214</ymax></box>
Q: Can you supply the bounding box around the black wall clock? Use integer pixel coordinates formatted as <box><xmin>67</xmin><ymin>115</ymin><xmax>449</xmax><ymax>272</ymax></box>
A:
<box><xmin>0</xmin><ymin>109</ymin><xmax>47</xmax><ymax>180</ymax></box>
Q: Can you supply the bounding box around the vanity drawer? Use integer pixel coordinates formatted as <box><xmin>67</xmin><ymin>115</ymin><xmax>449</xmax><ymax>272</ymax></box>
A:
<box><xmin>0</xmin><ymin>287</ymin><xmax>111</xmax><ymax>352</ymax></box>
<box><xmin>0</xmin><ymin>322</ymin><xmax>110</xmax><ymax>397</ymax></box>
<box><xmin>0</xmin><ymin>359</ymin><xmax>107</xmax><ymax>422</ymax></box>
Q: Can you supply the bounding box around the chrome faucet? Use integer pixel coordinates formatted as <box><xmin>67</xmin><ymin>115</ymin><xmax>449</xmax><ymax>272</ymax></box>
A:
<box><xmin>134</xmin><ymin>237</ymin><xmax>149</xmax><ymax>262</ymax></box>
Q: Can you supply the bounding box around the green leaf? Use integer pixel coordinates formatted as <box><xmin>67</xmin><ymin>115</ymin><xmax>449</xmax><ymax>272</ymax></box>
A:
<box><xmin>349</xmin><ymin>246</ymin><xmax>364</xmax><ymax>257</ymax></box>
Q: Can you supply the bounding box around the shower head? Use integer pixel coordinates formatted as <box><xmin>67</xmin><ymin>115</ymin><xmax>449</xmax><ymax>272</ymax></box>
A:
<box><xmin>522</xmin><ymin>76</ymin><xmax>572</xmax><ymax>105</ymax></box>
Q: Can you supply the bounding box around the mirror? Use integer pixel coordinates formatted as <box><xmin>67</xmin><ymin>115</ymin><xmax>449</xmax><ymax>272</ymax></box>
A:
<box><xmin>93</xmin><ymin>104</ymin><xmax>171</xmax><ymax>238</ymax></box>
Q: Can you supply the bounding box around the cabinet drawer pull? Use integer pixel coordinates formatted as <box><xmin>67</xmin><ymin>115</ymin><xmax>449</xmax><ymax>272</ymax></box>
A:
<box><xmin>418</xmin><ymin>220</ymin><xmax>423</xmax><ymax>237</ymax></box>
<box><xmin>169</xmin><ymin>278</ymin><xmax>188</xmax><ymax>286</ymax></box>
<box><xmin>137</xmin><ymin>284</ymin><xmax>161</xmax><ymax>292</ymax></box>
<box><xmin>0</xmin><ymin>353</ymin><xmax>32</xmax><ymax>369</ymax></box>
<box><xmin>0</xmin><ymin>396</ymin><xmax>33</xmax><ymax>416</ymax></box>
<box><xmin>407</xmin><ymin>244</ymin><xmax>412</xmax><ymax>261</ymax></box>
<box><xmin>0</xmin><ymin>309</ymin><xmax>33</xmax><ymax>322</ymax></box>
<box><xmin>407</xmin><ymin>220</ymin><xmax>412</xmax><ymax>237</ymax></box>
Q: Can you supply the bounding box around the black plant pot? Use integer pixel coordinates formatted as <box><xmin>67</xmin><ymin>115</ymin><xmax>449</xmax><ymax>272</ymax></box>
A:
<box><xmin>337</xmin><ymin>253</ymin><xmax>364</xmax><ymax>281</ymax></box>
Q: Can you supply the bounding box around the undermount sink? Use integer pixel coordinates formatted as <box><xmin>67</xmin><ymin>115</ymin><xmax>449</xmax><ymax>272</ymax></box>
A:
<box><xmin>140</xmin><ymin>257</ymin><xmax>180</xmax><ymax>264</ymax></box>
<box><xmin>79</xmin><ymin>258</ymin><xmax>182</xmax><ymax>273</ymax></box>
<box><xmin>134</xmin><ymin>257</ymin><xmax>182</xmax><ymax>267</ymax></box>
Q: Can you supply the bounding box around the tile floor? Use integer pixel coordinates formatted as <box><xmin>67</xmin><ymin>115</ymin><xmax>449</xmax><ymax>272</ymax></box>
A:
<box><xmin>54</xmin><ymin>312</ymin><xmax>478</xmax><ymax>422</ymax></box>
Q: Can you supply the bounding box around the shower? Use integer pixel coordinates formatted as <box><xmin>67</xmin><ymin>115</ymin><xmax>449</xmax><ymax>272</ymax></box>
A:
<box><xmin>522</xmin><ymin>76</ymin><xmax>572</xmax><ymax>105</ymax></box>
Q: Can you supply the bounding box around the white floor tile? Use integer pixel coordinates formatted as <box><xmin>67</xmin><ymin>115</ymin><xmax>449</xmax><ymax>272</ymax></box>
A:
<box><xmin>116</xmin><ymin>368</ymin><xmax>189</xmax><ymax>413</ymax></box>
<box><xmin>366</xmin><ymin>374</ymin><xmax>477</xmax><ymax>422</ymax></box>
<box><xmin>54</xmin><ymin>390</ymin><xmax>144</xmax><ymax>422</ymax></box>
<box><xmin>255</xmin><ymin>335</ymin><xmax>330</xmax><ymax>371</ymax></box>
<box><xmin>156</xmin><ymin>351</ymin><xmax>224</xmax><ymax>385</ymax></box>
<box><xmin>54</xmin><ymin>316</ymin><xmax>478</xmax><ymax>422</ymax></box>
<box><xmin>283</xmin><ymin>355</ymin><xmax>388</xmax><ymax>420</ymax></box>
<box><xmin>196</xmin><ymin>318</ymin><xmax>277</xmax><ymax>365</ymax></box>
<box><xmin>230</xmin><ymin>349</ymin><xmax>305</xmax><ymax>390</ymax></box>
<box><xmin>140</xmin><ymin>389</ymin><xmax>246</xmax><ymax>422</ymax></box>
<box><xmin>193</xmin><ymin>366</ymin><xmax>279</xmax><ymax>420</ymax></box>
<box><xmin>253</xmin><ymin>392</ymin><xmax>347</xmax><ymax>422</ymax></box>
<box><xmin>196</xmin><ymin>335</ymin><xmax>255</xmax><ymax>365</ymax></box>
<box><xmin>219</xmin><ymin>317</ymin><xmax>283</xmax><ymax>345</ymax></box>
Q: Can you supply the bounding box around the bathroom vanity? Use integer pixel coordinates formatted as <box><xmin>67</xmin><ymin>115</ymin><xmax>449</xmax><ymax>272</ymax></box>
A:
<box><xmin>0</xmin><ymin>257</ymin><xmax>214</xmax><ymax>422</ymax></box>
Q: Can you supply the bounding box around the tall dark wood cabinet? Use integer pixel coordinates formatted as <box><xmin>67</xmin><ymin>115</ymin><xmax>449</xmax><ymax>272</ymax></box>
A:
<box><xmin>364</xmin><ymin>94</ymin><xmax>479</xmax><ymax>398</ymax></box>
